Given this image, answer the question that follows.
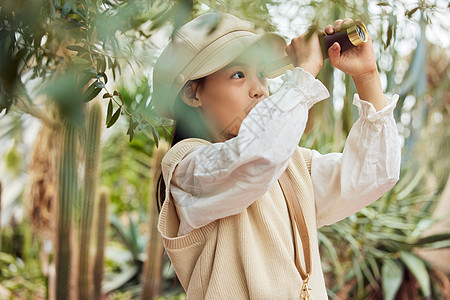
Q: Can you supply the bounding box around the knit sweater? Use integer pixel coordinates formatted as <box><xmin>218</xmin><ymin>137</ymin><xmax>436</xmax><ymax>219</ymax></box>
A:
<box><xmin>158</xmin><ymin>138</ymin><xmax>328</xmax><ymax>299</ymax></box>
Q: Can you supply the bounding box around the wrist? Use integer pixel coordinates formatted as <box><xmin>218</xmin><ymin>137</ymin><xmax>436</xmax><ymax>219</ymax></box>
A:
<box><xmin>351</xmin><ymin>69</ymin><xmax>379</xmax><ymax>84</ymax></box>
<box><xmin>298</xmin><ymin>62</ymin><xmax>321</xmax><ymax>78</ymax></box>
<box><xmin>352</xmin><ymin>70</ymin><xmax>386</xmax><ymax>111</ymax></box>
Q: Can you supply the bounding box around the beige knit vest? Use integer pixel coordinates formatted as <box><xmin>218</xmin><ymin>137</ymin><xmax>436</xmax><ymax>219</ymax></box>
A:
<box><xmin>158</xmin><ymin>138</ymin><xmax>328</xmax><ymax>299</ymax></box>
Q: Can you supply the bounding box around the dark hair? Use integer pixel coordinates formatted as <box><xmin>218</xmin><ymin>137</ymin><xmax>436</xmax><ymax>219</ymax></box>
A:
<box><xmin>156</xmin><ymin>78</ymin><xmax>212</xmax><ymax>212</ymax></box>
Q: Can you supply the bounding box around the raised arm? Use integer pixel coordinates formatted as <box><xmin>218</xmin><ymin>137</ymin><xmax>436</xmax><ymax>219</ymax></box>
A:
<box><xmin>170</xmin><ymin>68</ymin><xmax>329</xmax><ymax>235</ymax></box>
<box><xmin>312</xmin><ymin>94</ymin><xmax>401</xmax><ymax>227</ymax></box>
<box><xmin>311</xmin><ymin>18</ymin><xmax>401</xmax><ymax>226</ymax></box>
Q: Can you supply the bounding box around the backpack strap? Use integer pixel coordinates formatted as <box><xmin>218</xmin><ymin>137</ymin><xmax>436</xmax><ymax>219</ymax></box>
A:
<box><xmin>278</xmin><ymin>146</ymin><xmax>314</xmax><ymax>299</ymax></box>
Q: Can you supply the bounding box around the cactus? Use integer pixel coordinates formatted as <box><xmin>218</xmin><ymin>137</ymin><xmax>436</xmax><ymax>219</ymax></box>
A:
<box><xmin>0</xmin><ymin>181</ymin><xmax>2</xmax><ymax>252</ymax></box>
<box><xmin>141</xmin><ymin>141</ymin><xmax>170</xmax><ymax>299</ymax></box>
<box><xmin>78</xmin><ymin>101</ymin><xmax>103</xmax><ymax>300</ymax></box>
<box><xmin>55</xmin><ymin>119</ymin><xmax>78</xmax><ymax>300</ymax></box>
<box><xmin>93</xmin><ymin>187</ymin><xmax>110</xmax><ymax>300</ymax></box>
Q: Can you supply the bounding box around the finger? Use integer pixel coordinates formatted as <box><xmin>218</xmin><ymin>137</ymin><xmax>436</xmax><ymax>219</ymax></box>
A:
<box><xmin>328</xmin><ymin>42</ymin><xmax>341</xmax><ymax>65</ymax></box>
<box><xmin>342</xmin><ymin>18</ymin><xmax>353</xmax><ymax>26</ymax></box>
<box><xmin>325</xmin><ymin>25</ymin><xmax>334</xmax><ymax>35</ymax></box>
<box><xmin>334</xmin><ymin>19</ymin><xmax>343</xmax><ymax>31</ymax></box>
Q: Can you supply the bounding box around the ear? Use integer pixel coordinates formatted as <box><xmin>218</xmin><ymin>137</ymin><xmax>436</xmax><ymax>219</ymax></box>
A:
<box><xmin>181</xmin><ymin>81</ymin><xmax>202</xmax><ymax>108</ymax></box>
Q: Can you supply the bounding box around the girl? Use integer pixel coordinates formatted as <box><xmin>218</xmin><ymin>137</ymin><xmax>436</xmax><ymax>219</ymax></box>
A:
<box><xmin>153</xmin><ymin>12</ymin><xmax>401</xmax><ymax>299</ymax></box>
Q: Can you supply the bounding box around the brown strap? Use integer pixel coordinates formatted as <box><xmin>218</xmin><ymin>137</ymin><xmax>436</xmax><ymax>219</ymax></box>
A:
<box><xmin>279</xmin><ymin>171</ymin><xmax>312</xmax><ymax>280</ymax></box>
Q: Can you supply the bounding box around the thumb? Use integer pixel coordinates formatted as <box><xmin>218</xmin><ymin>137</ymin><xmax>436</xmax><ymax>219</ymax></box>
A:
<box><xmin>328</xmin><ymin>42</ymin><xmax>341</xmax><ymax>65</ymax></box>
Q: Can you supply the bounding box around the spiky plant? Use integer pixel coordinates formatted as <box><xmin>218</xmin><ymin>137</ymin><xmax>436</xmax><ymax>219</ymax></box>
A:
<box><xmin>55</xmin><ymin>119</ymin><xmax>78</xmax><ymax>300</ymax></box>
<box><xmin>93</xmin><ymin>187</ymin><xmax>110</xmax><ymax>300</ymax></box>
<box><xmin>0</xmin><ymin>181</ymin><xmax>2</xmax><ymax>252</ymax></box>
<box><xmin>318</xmin><ymin>165</ymin><xmax>450</xmax><ymax>300</ymax></box>
<box><xmin>141</xmin><ymin>141</ymin><xmax>170</xmax><ymax>299</ymax></box>
<box><xmin>78</xmin><ymin>101</ymin><xmax>103</xmax><ymax>300</ymax></box>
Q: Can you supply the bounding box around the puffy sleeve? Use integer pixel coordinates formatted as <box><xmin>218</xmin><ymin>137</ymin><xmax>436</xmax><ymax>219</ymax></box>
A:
<box><xmin>312</xmin><ymin>94</ymin><xmax>401</xmax><ymax>228</ymax></box>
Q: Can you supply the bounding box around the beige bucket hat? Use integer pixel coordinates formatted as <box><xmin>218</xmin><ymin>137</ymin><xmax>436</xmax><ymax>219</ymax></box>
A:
<box><xmin>152</xmin><ymin>12</ymin><xmax>287</xmax><ymax>119</ymax></box>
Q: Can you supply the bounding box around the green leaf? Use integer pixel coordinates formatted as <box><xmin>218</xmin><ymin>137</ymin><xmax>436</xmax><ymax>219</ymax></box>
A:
<box><xmin>66</xmin><ymin>45</ymin><xmax>89</xmax><ymax>53</ymax></box>
<box><xmin>106</xmin><ymin>99</ymin><xmax>113</xmax><ymax>125</ymax></box>
<box><xmin>82</xmin><ymin>82</ymin><xmax>102</xmax><ymax>102</ymax></box>
<box><xmin>397</xmin><ymin>168</ymin><xmax>425</xmax><ymax>199</ymax></box>
<box><xmin>72</xmin><ymin>56</ymin><xmax>90</xmax><ymax>65</ymax></box>
<box><xmin>107</xmin><ymin>108</ymin><xmax>121</xmax><ymax>128</ymax></box>
<box><xmin>399</xmin><ymin>251</ymin><xmax>431</xmax><ymax>298</ymax></box>
<box><xmin>162</xmin><ymin>125</ymin><xmax>171</xmax><ymax>140</ymax></box>
<box><xmin>318</xmin><ymin>231</ymin><xmax>343</xmax><ymax>282</ymax></box>
<box><xmin>381</xmin><ymin>259</ymin><xmax>404</xmax><ymax>300</ymax></box>
<box><xmin>108</xmin><ymin>57</ymin><xmax>116</xmax><ymax>80</ymax></box>
<box><xmin>96</xmin><ymin>72</ymin><xmax>108</xmax><ymax>84</ymax></box>
<box><xmin>82</xmin><ymin>86</ymin><xmax>102</xmax><ymax>102</ymax></box>
<box><xmin>97</xmin><ymin>56</ymin><xmax>107</xmax><ymax>72</ymax></box>
<box><xmin>416</xmin><ymin>233</ymin><xmax>450</xmax><ymax>245</ymax></box>
<box><xmin>150</xmin><ymin>125</ymin><xmax>160</xmax><ymax>147</ymax></box>
<box><xmin>353</xmin><ymin>257</ymin><xmax>365</xmax><ymax>297</ymax></box>
<box><xmin>61</xmin><ymin>1</ymin><xmax>73</xmax><ymax>18</ymax></box>
<box><xmin>94</xmin><ymin>81</ymin><xmax>105</xmax><ymax>88</ymax></box>
<box><xmin>83</xmin><ymin>67</ymin><xmax>97</xmax><ymax>78</ymax></box>
<box><xmin>127</xmin><ymin>119</ymin><xmax>138</xmax><ymax>142</ymax></box>
<box><xmin>68</xmin><ymin>18</ymin><xmax>84</xmax><ymax>28</ymax></box>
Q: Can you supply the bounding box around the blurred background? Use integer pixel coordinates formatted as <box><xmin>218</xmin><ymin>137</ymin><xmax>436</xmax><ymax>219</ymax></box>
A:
<box><xmin>0</xmin><ymin>0</ymin><xmax>448</xmax><ymax>299</ymax></box>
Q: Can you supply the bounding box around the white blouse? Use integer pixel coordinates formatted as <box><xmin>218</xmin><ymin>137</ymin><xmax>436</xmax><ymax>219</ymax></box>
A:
<box><xmin>170</xmin><ymin>68</ymin><xmax>401</xmax><ymax>236</ymax></box>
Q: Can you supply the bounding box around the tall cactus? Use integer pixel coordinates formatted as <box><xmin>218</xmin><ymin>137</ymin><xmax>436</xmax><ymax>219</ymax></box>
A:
<box><xmin>56</xmin><ymin>119</ymin><xmax>78</xmax><ymax>300</ymax></box>
<box><xmin>78</xmin><ymin>101</ymin><xmax>103</xmax><ymax>300</ymax></box>
<box><xmin>0</xmin><ymin>181</ymin><xmax>2</xmax><ymax>252</ymax></box>
<box><xmin>93</xmin><ymin>187</ymin><xmax>109</xmax><ymax>300</ymax></box>
<box><xmin>141</xmin><ymin>141</ymin><xmax>169</xmax><ymax>299</ymax></box>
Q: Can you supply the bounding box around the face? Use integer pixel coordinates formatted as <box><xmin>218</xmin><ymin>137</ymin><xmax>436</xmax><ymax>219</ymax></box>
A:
<box><xmin>190</xmin><ymin>57</ymin><xmax>269</xmax><ymax>141</ymax></box>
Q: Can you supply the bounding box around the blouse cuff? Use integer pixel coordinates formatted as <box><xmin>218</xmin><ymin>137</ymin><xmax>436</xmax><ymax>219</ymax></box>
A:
<box><xmin>353</xmin><ymin>93</ymin><xmax>399</xmax><ymax>122</ymax></box>
<box><xmin>282</xmin><ymin>67</ymin><xmax>330</xmax><ymax>108</ymax></box>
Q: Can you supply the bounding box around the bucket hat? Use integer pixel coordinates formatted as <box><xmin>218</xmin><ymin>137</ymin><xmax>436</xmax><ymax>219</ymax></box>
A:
<box><xmin>152</xmin><ymin>12</ymin><xmax>287</xmax><ymax>119</ymax></box>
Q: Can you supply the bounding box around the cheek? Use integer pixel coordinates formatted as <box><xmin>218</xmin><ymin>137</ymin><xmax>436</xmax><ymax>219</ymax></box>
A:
<box><xmin>202</xmin><ymin>85</ymin><xmax>242</xmax><ymax>113</ymax></box>
<box><xmin>199</xmin><ymin>81</ymin><xmax>258</xmax><ymax>134</ymax></box>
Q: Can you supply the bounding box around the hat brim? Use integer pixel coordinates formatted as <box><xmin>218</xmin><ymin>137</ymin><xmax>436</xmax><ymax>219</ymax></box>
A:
<box><xmin>188</xmin><ymin>32</ymin><xmax>287</xmax><ymax>80</ymax></box>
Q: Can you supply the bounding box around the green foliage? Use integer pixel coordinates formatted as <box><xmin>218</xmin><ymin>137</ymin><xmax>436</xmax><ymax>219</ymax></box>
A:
<box><xmin>0</xmin><ymin>218</ymin><xmax>46</xmax><ymax>299</ymax></box>
<box><xmin>1</xmin><ymin>0</ymin><xmax>181</xmax><ymax>140</ymax></box>
<box><xmin>0</xmin><ymin>252</ymin><xmax>46</xmax><ymax>299</ymax></box>
<box><xmin>381</xmin><ymin>259</ymin><xmax>404</xmax><ymax>300</ymax></box>
<box><xmin>318</xmin><ymin>163</ymin><xmax>450</xmax><ymax>299</ymax></box>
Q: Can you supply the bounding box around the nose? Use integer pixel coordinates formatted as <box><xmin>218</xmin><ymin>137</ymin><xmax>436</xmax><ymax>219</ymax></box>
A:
<box><xmin>249</xmin><ymin>77</ymin><xmax>266</xmax><ymax>100</ymax></box>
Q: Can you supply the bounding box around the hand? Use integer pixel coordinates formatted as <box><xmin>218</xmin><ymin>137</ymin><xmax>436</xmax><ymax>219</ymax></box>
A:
<box><xmin>285</xmin><ymin>29</ymin><xmax>324</xmax><ymax>77</ymax></box>
<box><xmin>326</xmin><ymin>18</ymin><xmax>386</xmax><ymax>111</ymax></box>
<box><xmin>325</xmin><ymin>18</ymin><xmax>378</xmax><ymax>79</ymax></box>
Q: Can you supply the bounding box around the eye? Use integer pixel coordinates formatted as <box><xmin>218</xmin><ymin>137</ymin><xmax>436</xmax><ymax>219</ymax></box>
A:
<box><xmin>258</xmin><ymin>71</ymin><xmax>266</xmax><ymax>79</ymax></box>
<box><xmin>231</xmin><ymin>71</ymin><xmax>245</xmax><ymax>79</ymax></box>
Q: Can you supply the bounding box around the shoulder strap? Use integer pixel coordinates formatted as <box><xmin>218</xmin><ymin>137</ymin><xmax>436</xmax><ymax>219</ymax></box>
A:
<box><xmin>278</xmin><ymin>172</ymin><xmax>312</xmax><ymax>280</ymax></box>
